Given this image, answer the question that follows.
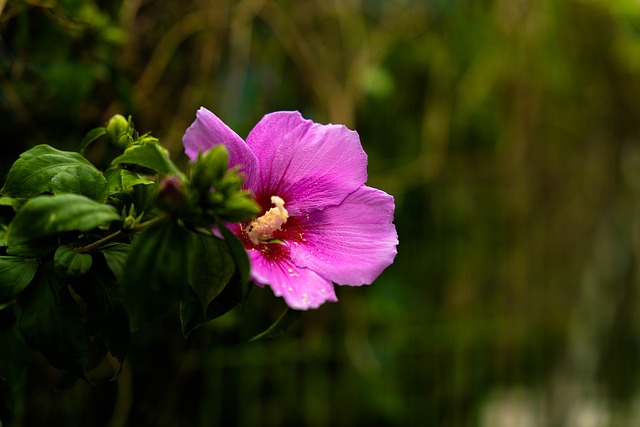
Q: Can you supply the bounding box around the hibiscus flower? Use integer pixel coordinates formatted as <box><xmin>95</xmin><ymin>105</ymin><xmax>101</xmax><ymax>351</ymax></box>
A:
<box><xmin>183</xmin><ymin>108</ymin><xmax>398</xmax><ymax>310</ymax></box>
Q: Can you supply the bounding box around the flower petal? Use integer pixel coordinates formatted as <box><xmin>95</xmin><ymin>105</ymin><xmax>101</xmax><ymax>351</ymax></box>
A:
<box><xmin>288</xmin><ymin>186</ymin><xmax>398</xmax><ymax>285</ymax></box>
<box><xmin>245</xmin><ymin>111</ymin><xmax>367</xmax><ymax>216</ymax></box>
<box><xmin>248</xmin><ymin>248</ymin><xmax>338</xmax><ymax>310</ymax></box>
<box><xmin>183</xmin><ymin>107</ymin><xmax>259</xmax><ymax>184</ymax></box>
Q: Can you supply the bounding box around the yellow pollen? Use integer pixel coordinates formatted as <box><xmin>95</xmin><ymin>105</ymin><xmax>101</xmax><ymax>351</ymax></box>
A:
<box><xmin>244</xmin><ymin>196</ymin><xmax>289</xmax><ymax>245</ymax></box>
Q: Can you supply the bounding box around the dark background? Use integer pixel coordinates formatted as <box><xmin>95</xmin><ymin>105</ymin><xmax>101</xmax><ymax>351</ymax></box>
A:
<box><xmin>3</xmin><ymin>0</ymin><xmax>640</xmax><ymax>425</ymax></box>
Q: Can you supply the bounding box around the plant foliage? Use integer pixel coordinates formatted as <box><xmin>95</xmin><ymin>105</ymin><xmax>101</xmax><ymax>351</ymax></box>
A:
<box><xmin>0</xmin><ymin>115</ymin><xmax>288</xmax><ymax>391</ymax></box>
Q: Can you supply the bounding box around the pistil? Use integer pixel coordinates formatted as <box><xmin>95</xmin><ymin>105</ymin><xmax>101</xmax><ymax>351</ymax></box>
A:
<box><xmin>244</xmin><ymin>196</ymin><xmax>289</xmax><ymax>245</ymax></box>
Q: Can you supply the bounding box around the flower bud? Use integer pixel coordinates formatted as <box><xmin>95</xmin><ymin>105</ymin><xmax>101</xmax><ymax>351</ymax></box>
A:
<box><xmin>190</xmin><ymin>146</ymin><xmax>229</xmax><ymax>193</ymax></box>
<box><xmin>106</xmin><ymin>114</ymin><xmax>133</xmax><ymax>150</ymax></box>
<box><xmin>219</xmin><ymin>191</ymin><xmax>261</xmax><ymax>223</ymax></box>
<box><xmin>205</xmin><ymin>190</ymin><xmax>226</xmax><ymax>208</ymax></box>
<box><xmin>216</xmin><ymin>171</ymin><xmax>244</xmax><ymax>197</ymax></box>
<box><xmin>123</xmin><ymin>215</ymin><xmax>138</xmax><ymax>231</ymax></box>
<box><xmin>157</xmin><ymin>176</ymin><xmax>190</xmax><ymax>217</ymax></box>
<box><xmin>122</xmin><ymin>205</ymin><xmax>142</xmax><ymax>231</ymax></box>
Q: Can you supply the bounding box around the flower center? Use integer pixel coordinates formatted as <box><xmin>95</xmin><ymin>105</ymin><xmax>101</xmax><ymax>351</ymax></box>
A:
<box><xmin>244</xmin><ymin>196</ymin><xmax>289</xmax><ymax>245</ymax></box>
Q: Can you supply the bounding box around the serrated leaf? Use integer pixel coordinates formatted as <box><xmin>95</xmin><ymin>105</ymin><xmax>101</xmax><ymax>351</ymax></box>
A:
<box><xmin>111</xmin><ymin>142</ymin><xmax>175</xmax><ymax>175</ymax></box>
<box><xmin>79</xmin><ymin>127</ymin><xmax>106</xmax><ymax>153</ymax></box>
<box><xmin>123</xmin><ymin>220</ymin><xmax>190</xmax><ymax>329</ymax></box>
<box><xmin>249</xmin><ymin>307</ymin><xmax>303</xmax><ymax>342</ymax></box>
<box><xmin>54</xmin><ymin>246</ymin><xmax>92</xmax><ymax>277</ymax></box>
<box><xmin>5</xmin><ymin>194</ymin><xmax>120</xmax><ymax>247</ymax></box>
<box><xmin>104</xmin><ymin>168</ymin><xmax>154</xmax><ymax>195</ymax></box>
<box><xmin>189</xmin><ymin>234</ymin><xmax>234</xmax><ymax>313</ymax></box>
<box><xmin>1</xmin><ymin>144</ymin><xmax>96</xmax><ymax>197</ymax></box>
<box><xmin>101</xmin><ymin>243</ymin><xmax>130</xmax><ymax>282</ymax></box>
<box><xmin>0</xmin><ymin>256</ymin><xmax>38</xmax><ymax>303</ymax></box>
<box><xmin>218</xmin><ymin>223</ymin><xmax>250</xmax><ymax>286</ymax></box>
<box><xmin>18</xmin><ymin>271</ymin><xmax>88</xmax><ymax>377</ymax></box>
<box><xmin>51</xmin><ymin>165</ymin><xmax>109</xmax><ymax>203</ymax></box>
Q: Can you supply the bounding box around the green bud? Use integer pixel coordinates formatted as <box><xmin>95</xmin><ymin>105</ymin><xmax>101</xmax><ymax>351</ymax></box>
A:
<box><xmin>137</xmin><ymin>133</ymin><xmax>159</xmax><ymax>145</ymax></box>
<box><xmin>106</xmin><ymin>114</ymin><xmax>134</xmax><ymax>150</ymax></box>
<box><xmin>216</xmin><ymin>171</ymin><xmax>244</xmax><ymax>196</ymax></box>
<box><xmin>218</xmin><ymin>191</ymin><xmax>261</xmax><ymax>223</ymax></box>
<box><xmin>122</xmin><ymin>205</ymin><xmax>142</xmax><ymax>231</ymax></box>
<box><xmin>190</xmin><ymin>146</ymin><xmax>230</xmax><ymax>193</ymax></box>
<box><xmin>206</xmin><ymin>190</ymin><xmax>226</xmax><ymax>208</ymax></box>
<box><xmin>123</xmin><ymin>214</ymin><xmax>138</xmax><ymax>231</ymax></box>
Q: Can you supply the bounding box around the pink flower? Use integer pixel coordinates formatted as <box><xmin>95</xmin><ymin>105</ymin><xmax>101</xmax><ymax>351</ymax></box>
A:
<box><xmin>183</xmin><ymin>108</ymin><xmax>398</xmax><ymax>310</ymax></box>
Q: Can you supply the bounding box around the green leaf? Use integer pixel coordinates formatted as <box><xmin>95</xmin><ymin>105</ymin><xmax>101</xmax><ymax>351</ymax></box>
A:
<box><xmin>104</xmin><ymin>168</ymin><xmax>154</xmax><ymax>195</ymax></box>
<box><xmin>54</xmin><ymin>246</ymin><xmax>92</xmax><ymax>277</ymax></box>
<box><xmin>51</xmin><ymin>165</ymin><xmax>109</xmax><ymax>203</ymax></box>
<box><xmin>5</xmin><ymin>194</ymin><xmax>120</xmax><ymax>246</ymax></box>
<box><xmin>123</xmin><ymin>220</ymin><xmax>190</xmax><ymax>329</ymax></box>
<box><xmin>1</xmin><ymin>144</ymin><xmax>95</xmax><ymax>197</ymax></box>
<box><xmin>179</xmin><ymin>286</ymin><xmax>206</xmax><ymax>338</ymax></box>
<box><xmin>129</xmin><ymin>182</ymin><xmax>159</xmax><ymax>221</ymax></box>
<box><xmin>18</xmin><ymin>270</ymin><xmax>88</xmax><ymax>377</ymax></box>
<box><xmin>111</xmin><ymin>142</ymin><xmax>175</xmax><ymax>175</ymax></box>
<box><xmin>249</xmin><ymin>307</ymin><xmax>303</xmax><ymax>342</ymax></box>
<box><xmin>100</xmin><ymin>243</ymin><xmax>130</xmax><ymax>282</ymax></box>
<box><xmin>179</xmin><ymin>233</ymin><xmax>240</xmax><ymax>338</ymax></box>
<box><xmin>218</xmin><ymin>223</ymin><xmax>250</xmax><ymax>285</ymax></box>
<box><xmin>180</xmin><ymin>273</ymin><xmax>250</xmax><ymax>338</ymax></box>
<box><xmin>86</xmin><ymin>274</ymin><xmax>130</xmax><ymax>368</ymax></box>
<box><xmin>0</xmin><ymin>196</ymin><xmax>23</xmax><ymax>210</ymax></box>
<box><xmin>188</xmin><ymin>234</ymin><xmax>234</xmax><ymax>313</ymax></box>
<box><xmin>5</xmin><ymin>237</ymin><xmax>57</xmax><ymax>258</ymax></box>
<box><xmin>0</xmin><ymin>256</ymin><xmax>38</xmax><ymax>303</ymax></box>
<box><xmin>79</xmin><ymin>127</ymin><xmax>106</xmax><ymax>153</ymax></box>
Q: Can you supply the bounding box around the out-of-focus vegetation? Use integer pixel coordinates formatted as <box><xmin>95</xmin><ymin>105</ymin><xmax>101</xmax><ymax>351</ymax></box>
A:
<box><xmin>3</xmin><ymin>0</ymin><xmax>640</xmax><ymax>425</ymax></box>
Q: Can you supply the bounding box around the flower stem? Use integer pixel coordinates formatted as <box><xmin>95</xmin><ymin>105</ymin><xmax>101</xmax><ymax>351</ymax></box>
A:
<box><xmin>74</xmin><ymin>214</ymin><xmax>169</xmax><ymax>253</ymax></box>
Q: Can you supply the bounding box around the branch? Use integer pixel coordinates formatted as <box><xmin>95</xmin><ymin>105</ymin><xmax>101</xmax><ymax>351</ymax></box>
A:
<box><xmin>74</xmin><ymin>215</ymin><xmax>169</xmax><ymax>253</ymax></box>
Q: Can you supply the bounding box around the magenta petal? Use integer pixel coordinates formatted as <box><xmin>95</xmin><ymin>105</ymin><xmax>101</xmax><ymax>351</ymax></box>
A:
<box><xmin>289</xmin><ymin>186</ymin><xmax>398</xmax><ymax>286</ymax></box>
<box><xmin>183</xmin><ymin>107</ymin><xmax>259</xmax><ymax>185</ymax></box>
<box><xmin>247</xmin><ymin>250</ymin><xmax>338</xmax><ymax>310</ymax></box>
<box><xmin>245</xmin><ymin>111</ymin><xmax>367</xmax><ymax>216</ymax></box>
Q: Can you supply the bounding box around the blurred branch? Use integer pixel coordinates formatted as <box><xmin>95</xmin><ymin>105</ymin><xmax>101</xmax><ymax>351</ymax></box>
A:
<box><xmin>0</xmin><ymin>73</ymin><xmax>33</xmax><ymax>125</ymax></box>
<box><xmin>216</xmin><ymin>0</ymin><xmax>265</xmax><ymax>114</ymax></box>
<box><xmin>134</xmin><ymin>11</ymin><xmax>207</xmax><ymax>103</ymax></box>
<box><xmin>259</xmin><ymin>1</ymin><xmax>353</xmax><ymax>124</ymax></box>
<box><xmin>164</xmin><ymin>0</ymin><xmax>232</xmax><ymax>153</ymax></box>
<box><xmin>258</xmin><ymin>4</ymin><xmax>334</xmax><ymax>94</ymax></box>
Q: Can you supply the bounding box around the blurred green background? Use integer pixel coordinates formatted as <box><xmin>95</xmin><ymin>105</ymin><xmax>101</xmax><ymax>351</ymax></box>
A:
<box><xmin>4</xmin><ymin>0</ymin><xmax>640</xmax><ymax>425</ymax></box>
